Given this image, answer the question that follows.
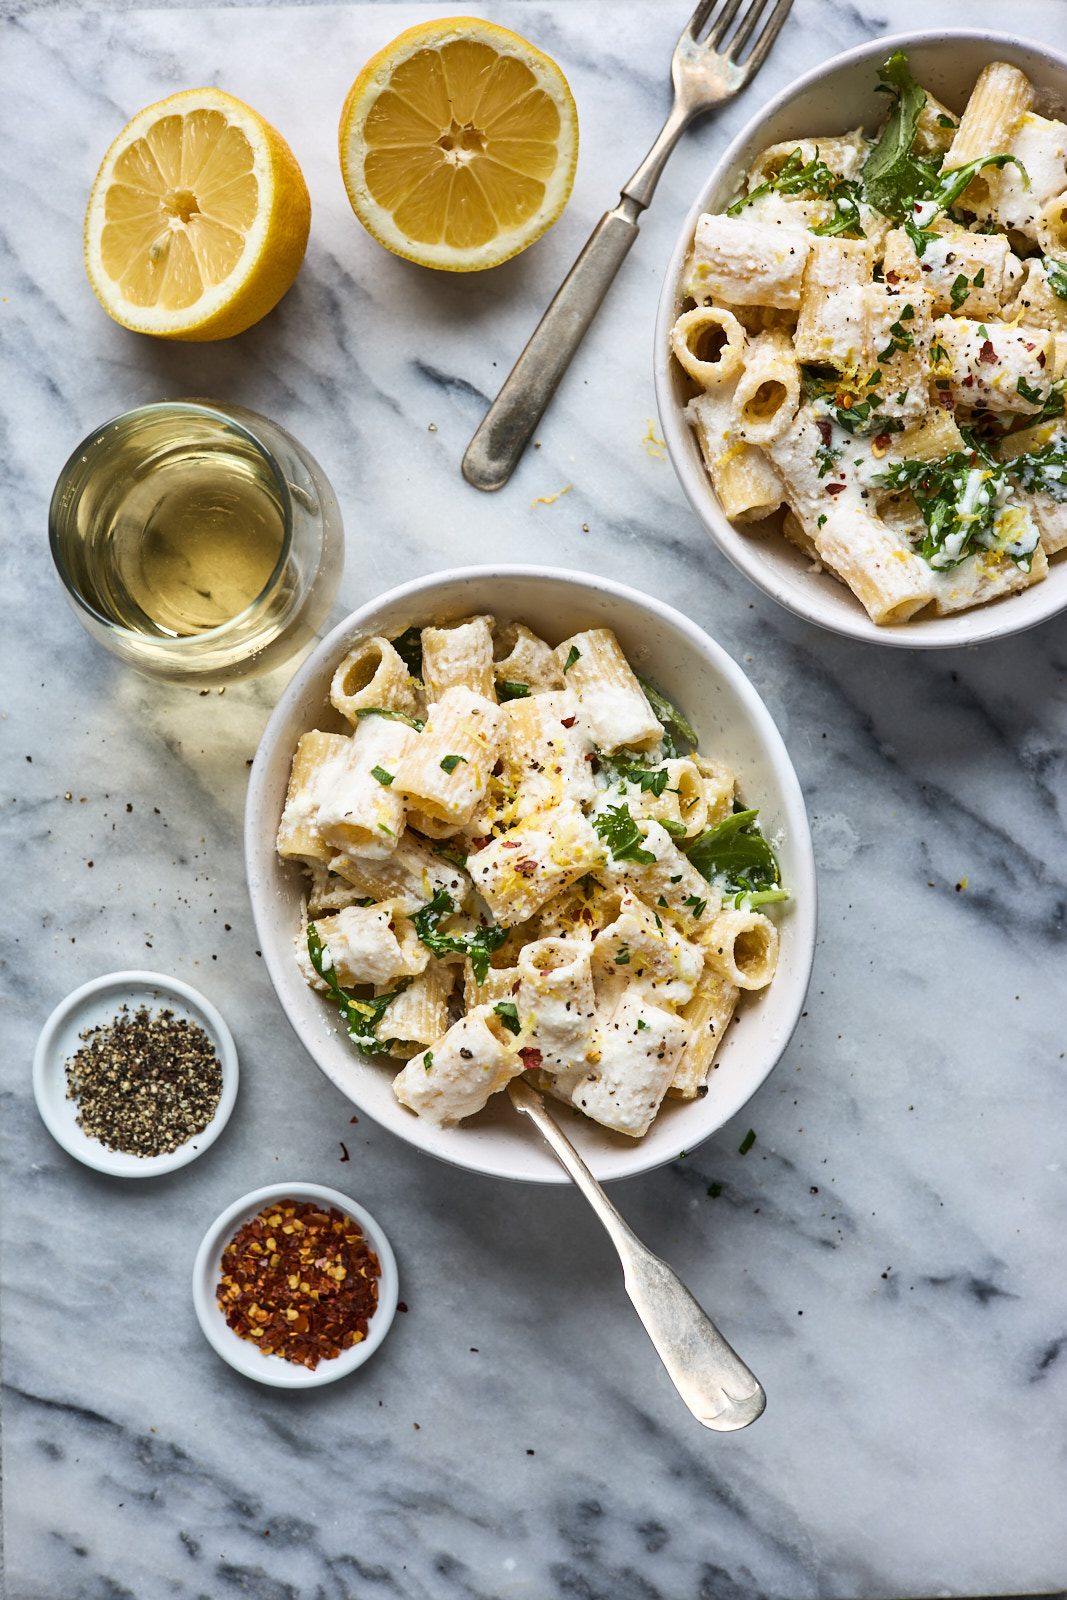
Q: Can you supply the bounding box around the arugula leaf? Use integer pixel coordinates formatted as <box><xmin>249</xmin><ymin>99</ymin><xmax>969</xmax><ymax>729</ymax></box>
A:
<box><xmin>685</xmin><ymin>808</ymin><xmax>787</xmax><ymax>904</ymax></box>
<box><xmin>563</xmin><ymin>645</ymin><xmax>581</xmax><ymax>673</ymax></box>
<box><xmin>440</xmin><ymin>753</ymin><xmax>467</xmax><ymax>773</ymax></box>
<box><xmin>1006</xmin><ymin>435</ymin><xmax>1067</xmax><ymax>504</ymax></box>
<box><xmin>860</xmin><ymin>50</ymin><xmax>931</xmax><ymax>217</ymax></box>
<box><xmin>497</xmin><ymin>680</ymin><xmax>531</xmax><ymax>701</ymax></box>
<box><xmin>390</xmin><ymin>626</ymin><xmax>423</xmax><ymax>680</ymax></box>
<box><xmin>1017</xmin><ymin>376</ymin><xmax>1046</xmax><ymax>406</ymax></box>
<box><xmin>408</xmin><ymin>889</ymin><xmax>508</xmax><ymax>985</ymax></box>
<box><xmin>493</xmin><ymin>1000</ymin><xmax>521</xmax><ymax>1036</ymax></box>
<box><xmin>306</xmin><ymin>923</ymin><xmax>412</xmax><ymax>1054</ymax></box>
<box><xmin>355</xmin><ymin>706</ymin><xmax>425</xmax><ymax>731</ymax></box>
<box><xmin>627</xmin><ymin>766</ymin><xmax>669</xmax><ymax>797</ymax></box>
<box><xmin>728</xmin><ymin>146</ymin><xmax>865</xmax><ymax>238</ymax></box>
<box><xmin>660</xmin><ymin>818</ymin><xmax>688</xmax><ymax>840</ymax></box>
<box><xmin>592</xmin><ymin>805</ymin><xmax>657</xmax><ymax>866</ymax></box>
<box><xmin>1045</xmin><ymin>257</ymin><xmax>1067</xmax><ymax>301</ymax></box>
<box><xmin>636</xmin><ymin>676</ymin><xmax>699</xmax><ymax>749</ymax></box>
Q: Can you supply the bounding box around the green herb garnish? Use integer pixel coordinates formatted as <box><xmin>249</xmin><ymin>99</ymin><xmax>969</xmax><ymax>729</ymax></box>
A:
<box><xmin>371</xmin><ymin>766</ymin><xmax>394</xmax><ymax>787</ymax></box>
<box><xmin>683</xmin><ymin>893</ymin><xmax>708</xmax><ymax>919</ymax></box>
<box><xmin>563</xmin><ymin>645</ymin><xmax>581</xmax><ymax>673</ymax></box>
<box><xmin>423</xmin><ymin>1051</ymin><xmax>433</xmax><ymax>1072</ymax></box>
<box><xmin>1045</xmin><ymin>257</ymin><xmax>1067</xmax><ymax>301</ymax></box>
<box><xmin>627</xmin><ymin>766</ymin><xmax>669</xmax><ymax>797</ymax></box>
<box><xmin>408</xmin><ymin>889</ymin><xmax>508</xmax><ymax>985</ymax></box>
<box><xmin>493</xmin><ymin>1000</ymin><xmax>521</xmax><ymax>1036</ymax></box>
<box><xmin>874</xmin><ymin>451</ymin><xmax>1041</xmax><ymax>570</ymax></box>
<box><xmin>685</xmin><ymin>808</ymin><xmax>788</xmax><ymax>906</ymax></box>
<box><xmin>306</xmin><ymin>923</ymin><xmax>412</xmax><ymax>1054</ymax></box>
<box><xmin>497</xmin><ymin>680</ymin><xmax>531</xmax><ymax>701</ymax></box>
<box><xmin>390</xmin><ymin>626</ymin><xmax>423</xmax><ymax>680</ymax></box>
<box><xmin>440</xmin><ymin>753</ymin><xmax>467</xmax><ymax>773</ymax></box>
<box><xmin>592</xmin><ymin>805</ymin><xmax>657</xmax><ymax>866</ymax></box>
<box><xmin>355</xmin><ymin>706</ymin><xmax>425</xmax><ymax>731</ymax></box>
<box><xmin>1017</xmin><ymin>375</ymin><xmax>1047</xmax><ymax>406</ymax></box>
<box><xmin>728</xmin><ymin>146</ymin><xmax>865</xmax><ymax>238</ymax></box>
<box><xmin>738</xmin><ymin>1129</ymin><xmax>756</xmax><ymax>1156</ymax></box>
<box><xmin>636</xmin><ymin>676</ymin><xmax>698</xmax><ymax>749</ymax></box>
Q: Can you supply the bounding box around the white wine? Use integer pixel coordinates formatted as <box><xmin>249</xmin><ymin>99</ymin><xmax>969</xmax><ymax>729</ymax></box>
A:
<box><xmin>50</xmin><ymin>401</ymin><xmax>344</xmax><ymax>686</ymax></box>
<box><xmin>82</xmin><ymin>431</ymin><xmax>286</xmax><ymax>636</ymax></box>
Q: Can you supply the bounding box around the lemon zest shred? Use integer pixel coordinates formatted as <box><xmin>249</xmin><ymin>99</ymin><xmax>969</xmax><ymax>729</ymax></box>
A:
<box><xmin>530</xmin><ymin>484</ymin><xmax>572</xmax><ymax>508</ymax></box>
<box><xmin>643</xmin><ymin>419</ymin><xmax>666</xmax><ymax>461</ymax></box>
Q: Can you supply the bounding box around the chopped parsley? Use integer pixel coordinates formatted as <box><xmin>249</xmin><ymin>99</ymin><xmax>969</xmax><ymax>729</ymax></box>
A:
<box><xmin>592</xmin><ymin>805</ymin><xmax>657</xmax><ymax>866</ymax></box>
<box><xmin>683</xmin><ymin>893</ymin><xmax>708</xmax><ymax>919</ymax></box>
<box><xmin>874</xmin><ymin>451</ymin><xmax>1041</xmax><ymax>570</ymax></box>
<box><xmin>1017</xmin><ymin>375</ymin><xmax>1047</xmax><ymax>406</ymax></box>
<box><xmin>423</xmin><ymin>1051</ymin><xmax>433</xmax><ymax>1072</ymax></box>
<box><xmin>614</xmin><ymin>946</ymin><xmax>631</xmax><ymax>965</ymax></box>
<box><xmin>371</xmin><ymin>766</ymin><xmax>394</xmax><ymax>787</ymax></box>
<box><xmin>637</xmin><ymin>1018</ymin><xmax>649</xmax><ymax>1031</ymax></box>
<box><xmin>493</xmin><ymin>1000</ymin><xmax>521</xmax><ymax>1036</ymax></box>
<box><xmin>627</xmin><ymin>766</ymin><xmax>669</xmax><ymax>797</ymax></box>
<box><xmin>306</xmin><ymin>923</ymin><xmax>412</xmax><ymax>1055</ymax></box>
<box><xmin>878</xmin><ymin>305</ymin><xmax>916</xmax><ymax>364</ymax></box>
<box><xmin>685</xmin><ymin>808</ymin><xmax>788</xmax><ymax>906</ymax></box>
<box><xmin>563</xmin><ymin>645</ymin><xmax>581</xmax><ymax>673</ymax></box>
<box><xmin>440</xmin><ymin>753</ymin><xmax>467</xmax><ymax>773</ymax></box>
<box><xmin>738</xmin><ymin>1128</ymin><xmax>757</xmax><ymax>1156</ymax></box>
<box><xmin>496</xmin><ymin>680</ymin><xmax>531</xmax><ymax>701</ymax></box>
<box><xmin>408</xmin><ymin>889</ymin><xmax>508</xmax><ymax>985</ymax></box>
<box><xmin>949</xmin><ymin>273</ymin><xmax>971</xmax><ymax>312</ymax></box>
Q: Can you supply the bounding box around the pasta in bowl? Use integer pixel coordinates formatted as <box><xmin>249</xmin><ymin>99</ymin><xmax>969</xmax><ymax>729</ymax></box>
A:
<box><xmin>245</xmin><ymin>569</ymin><xmax>815</xmax><ymax>1184</ymax></box>
<box><xmin>655</xmin><ymin>29</ymin><xmax>1067</xmax><ymax>647</ymax></box>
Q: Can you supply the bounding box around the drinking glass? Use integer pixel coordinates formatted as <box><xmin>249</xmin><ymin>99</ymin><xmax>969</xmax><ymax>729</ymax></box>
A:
<box><xmin>49</xmin><ymin>400</ymin><xmax>344</xmax><ymax>685</ymax></box>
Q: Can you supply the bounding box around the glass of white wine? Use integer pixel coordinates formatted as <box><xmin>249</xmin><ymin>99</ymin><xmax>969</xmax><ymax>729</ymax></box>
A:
<box><xmin>49</xmin><ymin>400</ymin><xmax>344</xmax><ymax>685</ymax></box>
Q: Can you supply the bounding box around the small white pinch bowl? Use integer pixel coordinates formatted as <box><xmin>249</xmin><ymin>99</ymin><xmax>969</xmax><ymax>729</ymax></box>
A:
<box><xmin>654</xmin><ymin>29</ymin><xmax>1067</xmax><ymax>649</ymax></box>
<box><xmin>192</xmin><ymin>1182</ymin><xmax>399</xmax><ymax>1389</ymax></box>
<box><xmin>33</xmin><ymin>970</ymin><xmax>238</xmax><ymax>1177</ymax></box>
<box><xmin>245</xmin><ymin>567</ymin><xmax>816</xmax><ymax>1185</ymax></box>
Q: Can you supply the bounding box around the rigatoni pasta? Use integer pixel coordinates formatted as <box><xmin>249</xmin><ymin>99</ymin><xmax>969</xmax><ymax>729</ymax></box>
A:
<box><xmin>675</xmin><ymin>49</ymin><xmax>1067</xmax><ymax>624</ymax></box>
<box><xmin>276</xmin><ymin>615</ymin><xmax>790</xmax><ymax>1138</ymax></box>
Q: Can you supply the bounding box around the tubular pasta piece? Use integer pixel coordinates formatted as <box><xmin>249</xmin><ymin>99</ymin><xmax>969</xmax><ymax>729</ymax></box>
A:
<box><xmin>276</xmin><ymin>732</ymin><xmax>350</xmax><ymax>863</ymax></box>
<box><xmin>467</xmin><ymin>802</ymin><xmax>607</xmax><ymax>927</ymax></box>
<box><xmin>669</xmin><ymin>964</ymin><xmax>740</xmax><ymax>1099</ymax></box>
<box><xmin>671</xmin><ymin>305</ymin><xmax>747</xmax><ymax>388</ymax></box>
<box><xmin>731</xmin><ymin>329</ymin><xmax>800</xmax><ymax>444</ymax></box>
<box><xmin>702</xmin><ymin>906</ymin><xmax>779</xmax><ymax>990</ymax></box>
<box><xmin>421</xmin><ymin>615</ymin><xmax>497</xmax><ymax>702</ymax></box>
<box><xmin>392</xmin><ymin>686</ymin><xmax>504</xmax><ymax>825</ymax></box>
<box><xmin>684</xmin><ymin>213</ymin><xmax>812</xmax><ymax>310</ymax></box>
<box><xmin>554</xmin><ymin>628</ymin><xmax>662</xmax><ymax>753</ymax></box>
<box><xmin>316</xmin><ymin>716</ymin><xmax>417</xmax><ymax>858</ymax></box>
<box><xmin>393</xmin><ymin>1007</ymin><xmax>519</xmax><ymax>1124</ymax></box>
<box><xmin>330</xmin><ymin>637</ymin><xmax>418</xmax><ymax>725</ymax></box>
<box><xmin>492</xmin><ymin>621</ymin><xmax>565</xmax><ymax>694</ymax></box>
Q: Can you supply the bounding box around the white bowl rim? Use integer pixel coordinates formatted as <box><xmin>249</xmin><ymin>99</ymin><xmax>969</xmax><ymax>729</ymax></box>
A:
<box><xmin>191</xmin><ymin>1181</ymin><xmax>399</xmax><ymax>1388</ymax></box>
<box><xmin>654</xmin><ymin>26</ymin><xmax>1067</xmax><ymax>650</ymax></box>
<box><xmin>245</xmin><ymin>565</ymin><xmax>817</xmax><ymax>1185</ymax></box>
<box><xmin>32</xmin><ymin>969</ymin><xmax>239</xmax><ymax>1177</ymax></box>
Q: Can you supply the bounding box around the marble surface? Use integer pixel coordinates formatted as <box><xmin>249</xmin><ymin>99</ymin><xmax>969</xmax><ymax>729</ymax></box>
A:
<box><xmin>3</xmin><ymin>1</ymin><xmax>1067</xmax><ymax>1595</ymax></box>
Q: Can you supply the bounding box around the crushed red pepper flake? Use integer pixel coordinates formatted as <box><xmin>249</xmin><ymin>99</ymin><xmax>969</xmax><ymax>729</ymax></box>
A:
<box><xmin>216</xmin><ymin>1200</ymin><xmax>380</xmax><ymax>1369</ymax></box>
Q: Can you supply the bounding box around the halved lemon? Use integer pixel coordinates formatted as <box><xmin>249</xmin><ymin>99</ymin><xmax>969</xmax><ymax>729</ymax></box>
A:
<box><xmin>339</xmin><ymin>17</ymin><xmax>578</xmax><ymax>272</ymax></box>
<box><xmin>85</xmin><ymin>88</ymin><xmax>311</xmax><ymax>341</ymax></box>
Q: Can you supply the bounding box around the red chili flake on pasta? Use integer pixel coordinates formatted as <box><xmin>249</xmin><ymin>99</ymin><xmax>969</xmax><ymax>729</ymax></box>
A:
<box><xmin>519</xmin><ymin>1047</ymin><xmax>543</xmax><ymax>1070</ymax></box>
<box><xmin>963</xmin><ymin>374</ymin><xmax>975</xmax><ymax>387</ymax></box>
<box><xmin>1038</xmin><ymin>351</ymin><xmax>1047</xmax><ymax>367</ymax></box>
<box><xmin>824</xmin><ymin>483</ymin><xmax>847</xmax><ymax>496</ymax></box>
<box><xmin>1025</xmin><ymin>341</ymin><xmax>1036</xmax><ymax>351</ymax></box>
<box><xmin>560</xmin><ymin>716</ymin><xmax>576</xmax><ymax>729</ymax></box>
<box><xmin>815</xmin><ymin>418</ymin><xmax>833</xmax><ymax>447</ymax></box>
<box><xmin>937</xmin><ymin>391</ymin><xmax>955</xmax><ymax>410</ymax></box>
<box><xmin>978</xmin><ymin>340</ymin><xmax>997</xmax><ymax>364</ymax></box>
<box><xmin>215</xmin><ymin>1199</ymin><xmax>380</xmax><ymax>1370</ymax></box>
<box><xmin>885</xmin><ymin>270</ymin><xmax>900</xmax><ymax>285</ymax></box>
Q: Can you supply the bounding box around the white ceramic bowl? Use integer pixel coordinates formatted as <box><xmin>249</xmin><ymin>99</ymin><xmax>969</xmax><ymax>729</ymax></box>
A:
<box><xmin>245</xmin><ymin>567</ymin><xmax>816</xmax><ymax>1184</ymax></box>
<box><xmin>33</xmin><ymin>971</ymin><xmax>239</xmax><ymax>1176</ymax></box>
<box><xmin>654</xmin><ymin>29</ymin><xmax>1067</xmax><ymax>649</ymax></box>
<box><xmin>192</xmin><ymin>1182</ymin><xmax>398</xmax><ymax>1389</ymax></box>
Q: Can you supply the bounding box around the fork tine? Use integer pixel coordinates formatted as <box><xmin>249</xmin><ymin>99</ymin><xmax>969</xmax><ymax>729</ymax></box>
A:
<box><xmin>703</xmin><ymin>0</ymin><xmax>746</xmax><ymax>51</ymax></box>
<box><xmin>679</xmin><ymin>0</ymin><xmax>718</xmax><ymax>44</ymax></box>
<box><xmin>730</xmin><ymin>0</ymin><xmax>794</xmax><ymax>72</ymax></box>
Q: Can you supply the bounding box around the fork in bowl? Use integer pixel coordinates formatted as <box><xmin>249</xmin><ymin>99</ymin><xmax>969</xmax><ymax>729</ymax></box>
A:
<box><xmin>462</xmin><ymin>0</ymin><xmax>795</xmax><ymax>492</ymax></box>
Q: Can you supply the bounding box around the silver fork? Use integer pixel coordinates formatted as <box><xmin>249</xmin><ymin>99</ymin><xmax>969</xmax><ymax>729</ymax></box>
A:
<box><xmin>462</xmin><ymin>0</ymin><xmax>794</xmax><ymax>492</ymax></box>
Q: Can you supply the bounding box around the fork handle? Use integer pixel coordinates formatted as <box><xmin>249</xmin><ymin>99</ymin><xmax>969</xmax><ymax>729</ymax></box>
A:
<box><xmin>462</xmin><ymin>197</ymin><xmax>642</xmax><ymax>492</ymax></box>
<box><xmin>508</xmin><ymin>1079</ymin><xmax>766</xmax><ymax>1432</ymax></box>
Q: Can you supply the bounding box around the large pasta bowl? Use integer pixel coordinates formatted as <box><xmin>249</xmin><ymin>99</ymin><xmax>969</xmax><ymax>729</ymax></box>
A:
<box><xmin>654</xmin><ymin>29</ymin><xmax>1067</xmax><ymax>648</ymax></box>
<box><xmin>245</xmin><ymin>568</ymin><xmax>816</xmax><ymax>1184</ymax></box>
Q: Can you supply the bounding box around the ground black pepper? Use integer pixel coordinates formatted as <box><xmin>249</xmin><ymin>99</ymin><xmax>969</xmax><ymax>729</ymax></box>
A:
<box><xmin>64</xmin><ymin>1005</ymin><xmax>222</xmax><ymax>1156</ymax></box>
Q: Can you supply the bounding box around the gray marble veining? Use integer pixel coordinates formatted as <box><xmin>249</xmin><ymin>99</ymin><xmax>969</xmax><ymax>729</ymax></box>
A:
<box><xmin>2</xmin><ymin>2</ymin><xmax>1066</xmax><ymax>1596</ymax></box>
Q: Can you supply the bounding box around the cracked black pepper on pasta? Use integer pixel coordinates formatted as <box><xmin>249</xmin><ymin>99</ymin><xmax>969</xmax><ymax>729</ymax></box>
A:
<box><xmin>64</xmin><ymin>1005</ymin><xmax>222</xmax><ymax>1156</ymax></box>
